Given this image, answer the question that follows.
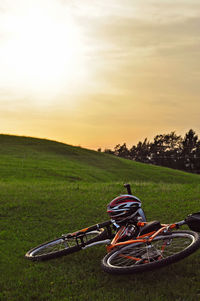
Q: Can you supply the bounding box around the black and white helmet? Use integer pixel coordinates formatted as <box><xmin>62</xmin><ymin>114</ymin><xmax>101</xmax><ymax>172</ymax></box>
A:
<box><xmin>107</xmin><ymin>194</ymin><xmax>143</xmax><ymax>223</ymax></box>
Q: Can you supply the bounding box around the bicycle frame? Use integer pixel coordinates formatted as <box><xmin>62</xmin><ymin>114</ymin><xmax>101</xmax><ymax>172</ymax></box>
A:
<box><xmin>61</xmin><ymin>220</ymin><xmax>113</xmax><ymax>249</ymax></box>
<box><xmin>60</xmin><ymin>183</ymin><xmax>200</xmax><ymax>255</ymax></box>
<box><xmin>106</xmin><ymin>221</ymin><xmax>182</xmax><ymax>252</ymax></box>
<box><xmin>63</xmin><ymin>219</ymin><xmax>186</xmax><ymax>253</ymax></box>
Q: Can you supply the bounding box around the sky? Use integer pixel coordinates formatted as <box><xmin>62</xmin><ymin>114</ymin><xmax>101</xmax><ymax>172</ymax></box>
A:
<box><xmin>0</xmin><ymin>0</ymin><xmax>200</xmax><ymax>150</ymax></box>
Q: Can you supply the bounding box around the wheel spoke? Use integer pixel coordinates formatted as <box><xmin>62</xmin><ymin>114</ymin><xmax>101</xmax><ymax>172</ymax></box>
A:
<box><xmin>105</xmin><ymin>231</ymin><xmax>198</xmax><ymax>270</ymax></box>
<box><xmin>26</xmin><ymin>229</ymin><xmax>104</xmax><ymax>259</ymax></box>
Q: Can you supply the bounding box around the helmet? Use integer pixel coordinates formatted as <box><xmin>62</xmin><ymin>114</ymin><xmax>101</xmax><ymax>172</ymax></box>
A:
<box><xmin>107</xmin><ymin>194</ymin><xmax>144</xmax><ymax>223</ymax></box>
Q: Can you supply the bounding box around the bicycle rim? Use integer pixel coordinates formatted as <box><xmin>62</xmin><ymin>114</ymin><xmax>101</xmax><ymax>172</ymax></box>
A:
<box><xmin>26</xmin><ymin>229</ymin><xmax>104</xmax><ymax>261</ymax></box>
<box><xmin>102</xmin><ymin>230</ymin><xmax>200</xmax><ymax>274</ymax></box>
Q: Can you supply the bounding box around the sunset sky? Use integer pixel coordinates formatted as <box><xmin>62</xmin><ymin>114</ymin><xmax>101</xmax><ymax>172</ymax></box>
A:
<box><xmin>1</xmin><ymin>0</ymin><xmax>200</xmax><ymax>150</ymax></box>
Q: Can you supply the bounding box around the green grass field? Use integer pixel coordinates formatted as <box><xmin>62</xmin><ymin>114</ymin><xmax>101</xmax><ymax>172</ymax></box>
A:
<box><xmin>0</xmin><ymin>134</ymin><xmax>200</xmax><ymax>301</ymax></box>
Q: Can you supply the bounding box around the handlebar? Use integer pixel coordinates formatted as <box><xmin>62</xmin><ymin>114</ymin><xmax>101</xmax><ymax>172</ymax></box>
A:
<box><xmin>124</xmin><ymin>183</ymin><xmax>132</xmax><ymax>195</ymax></box>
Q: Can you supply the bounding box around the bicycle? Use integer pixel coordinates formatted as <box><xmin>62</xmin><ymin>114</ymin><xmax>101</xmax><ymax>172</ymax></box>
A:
<box><xmin>25</xmin><ymin>184</ymin><xmax>200</xmax><ymax>274</ymax></box>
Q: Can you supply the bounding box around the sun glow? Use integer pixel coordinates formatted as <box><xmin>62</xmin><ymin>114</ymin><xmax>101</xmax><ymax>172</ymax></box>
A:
<box><xmin>0</xmin><ymin>3</ymin><xmax>87</xmax><ymax>104</ymax></box>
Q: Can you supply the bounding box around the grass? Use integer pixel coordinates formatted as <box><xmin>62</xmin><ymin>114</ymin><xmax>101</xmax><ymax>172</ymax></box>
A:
<box><xmin>0</xmin><ymin>134</ymin><xmax>200</xmax><ymax>301</ymax></box>
<box><xmin>0</xmin><ymin>134</ymin><xmax>200</xmax><ymax>184</ymax></box>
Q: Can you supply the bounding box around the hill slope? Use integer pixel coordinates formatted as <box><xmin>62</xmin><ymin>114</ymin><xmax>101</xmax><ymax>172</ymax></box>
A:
<box><xmin>0</xmin><ymin>134</ymin><xmax>199</xmax><ymax>184</ymax></box>
<box><xmin>1</xmin><ymin>134</ymin><xmax>200</xmax><ymax>301</ymax></box>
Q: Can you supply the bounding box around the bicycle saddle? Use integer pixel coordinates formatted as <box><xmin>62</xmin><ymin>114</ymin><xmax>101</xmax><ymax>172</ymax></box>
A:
<box><xmin>139</xmin><ymin>221</ymin><xmax>161</xmax><ymax>236</ymax></box>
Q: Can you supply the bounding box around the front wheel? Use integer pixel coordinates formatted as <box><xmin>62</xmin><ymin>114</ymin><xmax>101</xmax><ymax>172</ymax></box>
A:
<box><xmin>25</xmin><ymin>228</ymin><xmax>106</xmax><ymax>261</ymax></box>
<box><xmin>102</xmin><ymin>230</ymin><xmax>200</xmax><ymax>274</ymax></box>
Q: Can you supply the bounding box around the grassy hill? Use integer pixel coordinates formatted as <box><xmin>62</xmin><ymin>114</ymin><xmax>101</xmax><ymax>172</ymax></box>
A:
<box><xmin>0</xmin><ymin>134</ymin><xmax>199</xmax><ymax>184</ymax></box>
<box><xmin>0</xmin><ymin>134</ymin><xmax>200</xmax><ymax>301</ymax></box>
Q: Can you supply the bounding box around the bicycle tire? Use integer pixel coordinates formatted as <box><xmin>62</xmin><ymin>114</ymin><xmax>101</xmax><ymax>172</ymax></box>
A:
<box><xmin>101</xmin><ymin>230</ymin><xmax>200</xmax><ymax>274</ymax></box>
<box><xmin>25</xmin><ymin>228</ymin><xmax>106</xmax><ymax>261</ymax></box>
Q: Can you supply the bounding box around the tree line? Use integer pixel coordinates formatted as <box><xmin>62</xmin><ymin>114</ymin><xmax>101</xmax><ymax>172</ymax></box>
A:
<box><xmin>101</xmin><ymin>129</ymin><xmax>200</xmax><ymax>174</ymax></box>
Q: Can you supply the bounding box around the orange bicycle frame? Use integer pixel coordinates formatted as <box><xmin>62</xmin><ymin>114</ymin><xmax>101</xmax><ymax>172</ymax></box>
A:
<box><xmin>106</xmin><ymin>222</ymin><xmax>177</xmax><ymax>252</ymax></box>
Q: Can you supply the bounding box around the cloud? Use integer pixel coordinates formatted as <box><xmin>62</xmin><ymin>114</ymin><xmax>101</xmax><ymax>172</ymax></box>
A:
<box><xmin>82</xmin><ymin>16</ymin><xmax>200</xmax><ymax>55</ymax></box>
<box><xmin>74</xmin><ymin>9</ymin><xmax>200</xmax><ymax>100</ymax></box>
<box><xmin>1</xmin><ymin>0</ymin><xmax>200</xmax><ymax>148</ymax></box>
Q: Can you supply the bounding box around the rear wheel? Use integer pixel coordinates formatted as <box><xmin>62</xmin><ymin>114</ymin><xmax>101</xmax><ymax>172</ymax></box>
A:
<box><xmin>102</xmin><ymin>230</ymin><xmax>200</xmax><ymax>274</ymax></box>
<box><xmin>25</xmin><ymin>229</ymin><xmax>106</xmax><ymax>261</ymax></box>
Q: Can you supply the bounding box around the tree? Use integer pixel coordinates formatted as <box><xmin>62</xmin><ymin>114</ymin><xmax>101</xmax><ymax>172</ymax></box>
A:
<box><xmin>104</xmin><ymin>148</ymin><xmax>114</xmax><ymax>155</ymax></box>
<box><xmin>195</xmin><ymin>140</ymin><xmax>200</xmax><ymax>173</ymax></box>
<box><xmin>114</xmin><ymin>143</ymin><xmax>130</xmax><ymax>159</ymax></box>
<box><xmin>181</xmin><ymin>129</ymin><xmax>199</xmax><ymax>172</ymax></box>
<box><xmin>130</xmin><ymin>138</ymin><xmax>151</xmax><ymax>163</ymax></box>
<box><xmin>149</xmin><ymin>132</ymin><xmax>182</xmax><ymax>169</ymax></box>
<box><xmin>102</xmin><ymin>129</ymin><xmax>200</xmax><ymax>174</ymax></box>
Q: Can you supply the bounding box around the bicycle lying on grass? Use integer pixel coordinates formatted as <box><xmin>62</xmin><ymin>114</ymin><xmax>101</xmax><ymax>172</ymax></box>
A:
<box><xmin>25</xmin><ymin>184</ymin><xmax>200</xmax><ymax>274</ymax></box>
